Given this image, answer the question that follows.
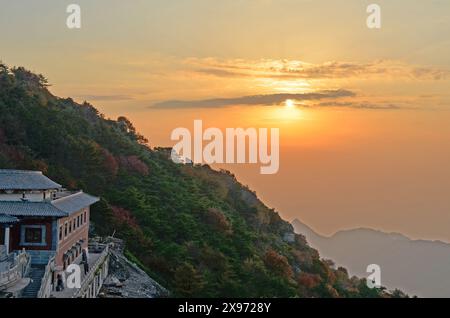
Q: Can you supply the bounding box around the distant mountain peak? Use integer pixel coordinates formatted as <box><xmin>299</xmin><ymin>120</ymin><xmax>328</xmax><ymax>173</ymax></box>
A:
<box><xmin>332</xmin><ymin>227</ymin><xmax>411</xmax><ymax>241</ymax></box>
<box><xmin>291</xmin><ymin>218</ymin><xmax>324</xmax><ymax>238</ymax></box>
<box><xmin>291</xmin><ymin>220</ymin><xmax>450</xmax><ymax>297</ymax></box>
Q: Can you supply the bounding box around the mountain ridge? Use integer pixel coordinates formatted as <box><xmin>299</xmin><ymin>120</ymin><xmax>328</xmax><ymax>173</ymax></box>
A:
<box><xmin>292</xmin><ymin>218</ymin><xmax>450</xmax><ymax>297</ymax></box>
<box><xmin>293</xmin><ymin>218</ymin><xmax>449</xmax><ymax>245</ymax></box>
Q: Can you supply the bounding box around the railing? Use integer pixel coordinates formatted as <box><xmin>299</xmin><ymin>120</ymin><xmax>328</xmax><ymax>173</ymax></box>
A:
<box><xmin>73</xmin><ymin>244</ymin><xmax>110</xmax><ymax>298</ymax></box>
<box><xmin>37</xmin><ymin>256</ymin><xmax>55</xmax><ymax>298</ymax></box>
<box><xmin>0</xmin><ymin>250</ymin><xmax>30</xmax><ymax>291</ymax></box>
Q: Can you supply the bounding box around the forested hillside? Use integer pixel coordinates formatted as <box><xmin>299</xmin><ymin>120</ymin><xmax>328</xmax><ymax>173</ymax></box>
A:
<box><xmin>0</xmin><ymin>63</ymin><xmax>404</xmax><ymax>297</ymax></box>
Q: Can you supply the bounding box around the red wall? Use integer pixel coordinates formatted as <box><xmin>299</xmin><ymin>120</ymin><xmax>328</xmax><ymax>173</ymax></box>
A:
<box><xmin>55</xmin><ymin>208</ymin><xmax>90</xmax><ymax>267</ymax></box>
<box><xmin>5</xmin><ymin>209</ymin><xmax>90</xmax><ymax>267</ymax></box>
<box><xmin>9</xmin><ymin>218</ymin><xmax>53</xmax><ymax>251</ymax></box>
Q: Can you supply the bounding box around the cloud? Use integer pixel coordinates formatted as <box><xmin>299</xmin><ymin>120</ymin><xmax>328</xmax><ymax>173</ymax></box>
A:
<box><xmin>194</xmin><ymin>68</ymin><xmax>246</xmax><ymax>78</ymax></box>
<box><xmin>151</xmin><ymin>89</ymin><xmax>355</xmax><ymax>109</ymax></box>
<box><xmin>312</xmin><ymin>101</ymin><xmax>401</xmax><ymax>110</ymax></box>
<box><xmin>186</xmin><ymin>58</ymin><xmax>450</xmax><ymax>81</ymax></box>
<box><xmin>75</xmin><ymin>94</ymin><xmax>134</xmax><ymax>101</ymax></box>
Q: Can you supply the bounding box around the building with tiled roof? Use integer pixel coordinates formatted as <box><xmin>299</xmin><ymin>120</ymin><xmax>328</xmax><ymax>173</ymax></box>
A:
<box><xmin>0</xmin><ymin>169</ymin><xmax>99</xmax><ymax>297</ymax></box>
<box><xmin>0</xmin><ymin>169</ymin><xmax>62</xmax><ymax>190</ymax></box>
<box><xmin>0</xmin><ymin>214</ymin><xmax>18</xmax><ymax>224</ymax></box>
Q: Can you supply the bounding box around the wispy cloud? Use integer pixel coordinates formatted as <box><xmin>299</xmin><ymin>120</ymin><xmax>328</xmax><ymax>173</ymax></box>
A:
<box><xmin>80</xmin><ymin>52</ymin><xmax>450</xmax><ymax>110</ymax></box>
<box><xmin>186</xmin><ymin>58</ymin><xmax>450</xmax><ymax>80</ymax></box>
<box><xmin>312</xmin><ymin>101</ymin><xmax>402</xmax><ymax>110</ymax></box>
<box><xmin>74</xmin><ymin>94</ymin><xmax>134</xmax><ymax>101</ymax></box>
<box><xmin>151</xmin><ymin>89</ymin><xmax>355</xmax><ymax>109</ymax></box>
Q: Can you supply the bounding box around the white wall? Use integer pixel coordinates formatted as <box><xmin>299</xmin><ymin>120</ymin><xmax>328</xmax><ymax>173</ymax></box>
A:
<box><xmin>0</xmin><ymin>190</ymin><xmax>56</xmax><ymax>202</ymax></box>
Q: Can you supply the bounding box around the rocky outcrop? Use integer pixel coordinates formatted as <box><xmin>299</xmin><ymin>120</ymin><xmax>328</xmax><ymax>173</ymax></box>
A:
<box><xmin>98</xmin><ymin>239</ymin><xmax>168</xmax><ymax>298</ymax></box>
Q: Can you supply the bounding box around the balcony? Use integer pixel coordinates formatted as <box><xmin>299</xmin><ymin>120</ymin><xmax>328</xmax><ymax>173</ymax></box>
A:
<box><xmin>0</xmin><ymin>248</ymin><xmax>31</xmax><ymax>296</ymax></box>
<box><xmin>50</xmin><ymin>243</ymin><xmax>110</xmax><ymax>298</ymax></box>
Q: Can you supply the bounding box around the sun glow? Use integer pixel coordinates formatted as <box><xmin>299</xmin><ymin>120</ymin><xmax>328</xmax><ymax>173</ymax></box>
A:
<box><xmin>285</xmin><ymin>99</ymin><xmax>295</xmax><ymax>109</ymax></box>
<box><xmin>264</xmin><ymin>100</ymin><xmax>304</xmax><ymax>122</ymax></box>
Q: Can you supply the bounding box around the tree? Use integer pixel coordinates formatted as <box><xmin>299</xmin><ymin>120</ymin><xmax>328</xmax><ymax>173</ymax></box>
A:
<box><xmin>117</xmin><ymin>116</ymin><xmax>148</xmax><ymax>144</ymax></box>
<box><xmin>204</xmin><ymin>208</ymin><xmax>232</xmax><ymax>234</ymax></box>
<box><xmin>297</xmin><ymin>272</ymin><xmax>321</xmax><ymax>289</ymax></box>
<box><xmin>263</xmin><ymin>249</ymin><xmax>293</xmax><ymax>279</ymax></box>
<box><xmin>117</xmin><ymin>116</ymin><xmax>136</xmax><ymax>134</ymax></box>
<box><xmin>173</xmin><ymin>263</ymin><xmax>205</xmax><ymax>297</ymax></box>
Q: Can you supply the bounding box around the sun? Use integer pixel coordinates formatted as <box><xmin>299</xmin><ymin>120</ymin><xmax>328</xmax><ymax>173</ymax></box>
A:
<box><xmin>266</xmin><ymin>99</ymin><xmax>303</xmax><ymax>122</ymax></box>
<box><xmin>285</xmin><ymin>99</ymin><xmax>295</xmax><ymax>109</ymax></box>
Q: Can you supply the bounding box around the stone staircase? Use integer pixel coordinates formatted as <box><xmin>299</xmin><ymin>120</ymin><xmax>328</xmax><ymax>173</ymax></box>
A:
<box><xmin>21</xmin><ymin>265</ymin><xmax>46</xmax><ymax>298</ymax></box>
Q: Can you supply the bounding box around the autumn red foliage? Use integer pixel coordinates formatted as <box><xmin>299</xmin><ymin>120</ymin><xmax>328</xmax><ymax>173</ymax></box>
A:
<box><xmin>264</xmin><ymin>249</ymin><xmax>294</xmax><ymax>279</ymax></box>
<box><xmin>118</xmin><ymin>155</ymin><xmax>149</xmax><ymax>175</ymax></box>
<box><xmin>204</xmin><ymin>208</ymin><xmax>232</xmax><ymax>234</ymax></box>
<box><xmin>110</xmin><ymin>205</ymin><xmax>139</xmax><ymax>230</ymax></box>
<box><xmin>297</xmin><ymin>272</ymin><xmax>322</xmax><ymax>289</ymax></box>
<box><xmin>101</xmin><ymin>148</ymin><xmax>119</xmax><ymax>176</ymax></box>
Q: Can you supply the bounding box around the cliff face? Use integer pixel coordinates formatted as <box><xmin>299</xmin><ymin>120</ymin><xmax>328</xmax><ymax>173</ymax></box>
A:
<box><xmin>0</xmin><ymin>63</ymin><xmax>400</xmax><ymax>297</ymax></box>
<box><xmin>100</xmin><ymin>238</ymin><xmax>168</xmax><ymax>298</ymax></box>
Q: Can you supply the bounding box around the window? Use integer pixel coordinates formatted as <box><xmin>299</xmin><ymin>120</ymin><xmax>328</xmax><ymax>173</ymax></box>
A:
<box><xmin>65</xmin><ymin>222</ymin><xmax>68</xmax><ymax>237</ymax></box>
<box><xmin>59</xmin><ymin>226</ymin><xmax>63</xmax><ymax>241</ymax></box>
<box><xmin>77</xmin><ymin>215</ymin><xmax>80</xmax><ymax>227</ymax></box>
<box><xmin>84</xmin><ymin>211</ymin><xmax>87</xmax><ymax>223</ymax></box>
<box><xmin>25</xmin><ymin>228</ymin><xmax>42</xmax><ymax>243</ymax></box>
<box><xmin>20</xmin><ymin>225</ymin><xmax>46</xmax><ymax>246</ymax></box>
<box><xmin>69</xmin><ymin>221</ymin><xmax>72</xmax><ymax>233</ymax></box>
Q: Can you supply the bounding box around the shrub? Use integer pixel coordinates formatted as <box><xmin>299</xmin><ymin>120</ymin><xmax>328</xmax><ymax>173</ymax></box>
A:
<box><xmin>264</xmin><ymin>249</ymin><xmax>293</xmax><ymax>279</ymax></box>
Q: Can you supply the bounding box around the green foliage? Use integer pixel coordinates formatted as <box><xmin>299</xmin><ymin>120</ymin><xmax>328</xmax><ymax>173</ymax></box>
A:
<box><xmin>173</xmin><ymin>262</ymin><xmax>206</xmax><ymax>297</ymax></box>
<box><xmin>0</xmin><ymin>64</ymin><xmax>400</xmax><ymax>298</ymax></box>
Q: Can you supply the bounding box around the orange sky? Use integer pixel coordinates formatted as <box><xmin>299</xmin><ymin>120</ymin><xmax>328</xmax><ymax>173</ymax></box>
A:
<box><xmin>1</xmin><ymin>0</ymin><xmax>450</xmax><ymax>241</ymax></box>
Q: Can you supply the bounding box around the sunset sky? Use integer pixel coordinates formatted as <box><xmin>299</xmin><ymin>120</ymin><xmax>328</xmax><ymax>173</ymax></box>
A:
<box><xmin>2</xmin><ymin>0</ymin><xmax>450</xmax><ymax>241</ymax></box>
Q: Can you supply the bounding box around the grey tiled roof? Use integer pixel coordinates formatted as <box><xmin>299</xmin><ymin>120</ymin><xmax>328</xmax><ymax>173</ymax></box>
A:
<box><xmin>0</xmin><ymin>170</ymin><xmax>62</xmax><ymax>190</ymax></box>
<box><xmin>0</xmin><ymin>214</ymin><xmax>18</xmax><ymax>224</ymax></box>
<box><xmin>52</xmin><ymin>191</ymin><xmax>99</xmax><ymax>215</ymax></box>
<box><xmin>0</xmin><ymin>192</ymin><xmax>99</xmax><ymax>218</ymax></box>
<box><xmin>0</xmin><ymin>201</ymin><xmax>67</xmax><ymax>217</ymax></box>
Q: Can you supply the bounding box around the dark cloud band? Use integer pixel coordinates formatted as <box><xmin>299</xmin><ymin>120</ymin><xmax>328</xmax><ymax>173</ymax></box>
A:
<box><xmin>151</xmin><ymin>89</ymin><xmax>355</xmax><ymax>109</ymax></box>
